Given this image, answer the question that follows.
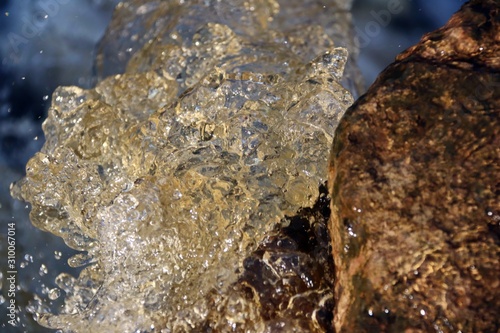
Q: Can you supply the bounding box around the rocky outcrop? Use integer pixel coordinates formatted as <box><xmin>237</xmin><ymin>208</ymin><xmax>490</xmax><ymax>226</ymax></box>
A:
<box><xmin>328</xmin><ymin>1</ymin><xmax>500</xmax><ymax>332</ymax></box>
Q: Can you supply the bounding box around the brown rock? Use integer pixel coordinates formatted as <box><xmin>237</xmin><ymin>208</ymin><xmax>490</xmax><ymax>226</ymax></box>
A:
<box><xmin>328</xmin><ymin>1</ymin><xmax>500</xmax><ymax>332</ymax></box>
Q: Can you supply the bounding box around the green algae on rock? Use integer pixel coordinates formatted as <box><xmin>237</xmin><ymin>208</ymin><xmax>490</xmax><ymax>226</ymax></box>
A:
<box><xmin>11</xmin><ymin>0</ymin><xmax>355</xmax><ymax>331</ymax></box>
<box><xmin>328</xmin><ymin>1</ymin><xmax>500</xmax><ymax>332</ymax></box>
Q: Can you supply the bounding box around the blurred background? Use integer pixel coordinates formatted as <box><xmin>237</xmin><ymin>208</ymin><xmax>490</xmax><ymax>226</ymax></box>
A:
<box><xmin>0</xmin><ymin>0</ymin><xmax>467</xmax><ymax>331</ymax></box>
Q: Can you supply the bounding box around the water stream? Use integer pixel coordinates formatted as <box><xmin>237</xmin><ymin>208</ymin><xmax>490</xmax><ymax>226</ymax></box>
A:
<box><xmin>11</xmin><ymin>1</ymin><xmax>354</xmax><ymax>331</ymax></box>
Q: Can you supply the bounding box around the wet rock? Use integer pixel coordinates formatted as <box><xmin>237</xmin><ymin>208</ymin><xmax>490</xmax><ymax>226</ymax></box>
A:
<box><xmin>328</xmin><ymin>1</ymin><xmax>500</xmax><ymax>332</ymax></box>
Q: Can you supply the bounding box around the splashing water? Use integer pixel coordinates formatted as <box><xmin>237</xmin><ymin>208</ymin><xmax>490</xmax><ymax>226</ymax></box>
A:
<box><xmin>11</xmin><ymin>0</ymin><xmax>355</xmax><ymax>331</ymax></box>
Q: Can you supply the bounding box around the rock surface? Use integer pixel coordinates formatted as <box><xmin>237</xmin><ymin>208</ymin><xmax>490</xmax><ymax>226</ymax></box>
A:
<box><xmin>328</xmin><ymin>1</ymin><xmax>500</xmax><ymax>332</ymax></box>
<box><xmin>11</xmin><ymin>0</ymin><xmax>354</xmax><ymax>331</ymax></box>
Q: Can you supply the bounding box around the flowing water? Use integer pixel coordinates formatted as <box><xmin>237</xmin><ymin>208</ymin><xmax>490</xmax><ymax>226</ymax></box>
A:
<box><xmin>10</xmin><ymin>0</ymin><xmax>357</xmax><ymax>331</ymax></box>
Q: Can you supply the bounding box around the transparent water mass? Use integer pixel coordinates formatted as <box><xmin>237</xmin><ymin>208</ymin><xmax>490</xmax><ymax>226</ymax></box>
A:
<box><xmin>11</xmin><ymin>0</ymin><xmax>355</xmax><ymax>331</ymax></box>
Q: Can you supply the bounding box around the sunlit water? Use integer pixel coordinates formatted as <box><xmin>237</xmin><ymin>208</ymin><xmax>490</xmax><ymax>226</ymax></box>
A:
<box><xmin>11</xmin><ymin>1</ymin><xmax>354</xmax><ymax>331</ymax></box>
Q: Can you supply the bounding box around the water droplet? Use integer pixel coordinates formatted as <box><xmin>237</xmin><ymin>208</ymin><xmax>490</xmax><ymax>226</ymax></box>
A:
<box><xmin>173</xmin><ymin>189</ymin><xmax>182</xmax><ymax>200</ymax></box>
<box><xmin>347</xmin><ymin>225</ymin><xmax>357</xmax><ymax>237</ymax></box>
<box><xmin>48</xmin><ymin>288</ymin><xmax>61</xmax><ymax>300</ymax></box>
<box><xmin>39</xmin><ymin>264</ymin><xmax>48</xmax><ymax>276</ymax></box>
<box><xmin>68</xmin><ymin>253</ymin><xmax>94</xmax><ymax>268</ymax></box>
